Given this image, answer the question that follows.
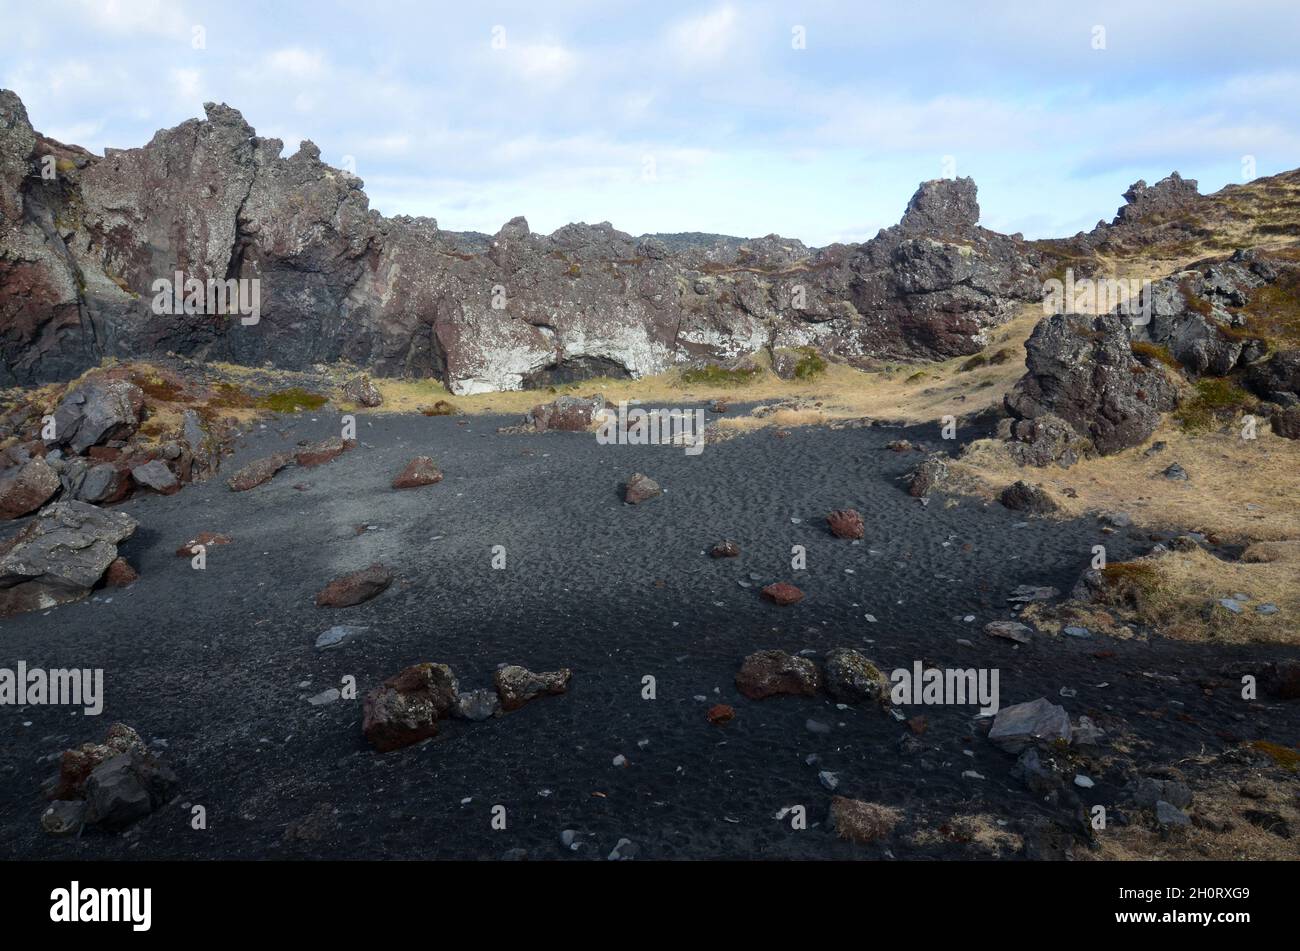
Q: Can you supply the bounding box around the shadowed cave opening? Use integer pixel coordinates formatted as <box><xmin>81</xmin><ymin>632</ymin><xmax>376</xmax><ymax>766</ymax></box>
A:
<box><xmin>522</xmin><ymin>355</ymin><xmax>634</xmax><ymax>388</ymax></box>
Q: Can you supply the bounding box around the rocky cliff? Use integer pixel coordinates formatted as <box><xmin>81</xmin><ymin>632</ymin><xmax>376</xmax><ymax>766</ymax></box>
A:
<box><xmin>0</xmin><ymin>90</ymin><xmax>1040</xmax><ymax>393</ymax></box>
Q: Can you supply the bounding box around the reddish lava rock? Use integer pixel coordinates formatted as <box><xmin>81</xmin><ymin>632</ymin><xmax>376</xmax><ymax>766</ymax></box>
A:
<box><xmin>102</xmin><ymin>557</ymin><xmax>138</xmax><ymax>587</ymax></box>
<box><xmin>623</xmin><ymin>472</ymin><xmax>662</xmax><ymax>504</ymax></box>
<box><xmin>315</xmin><ymin>563</ymin><xmax>393</xmax><ymax>608</ymax></box>
<box><xmin>760</xmin><ymin>582</ymin><xmax>804</xmax><ymax>606</ymax></box>
<box><xmin>707</xmin><ymin>704</ymin><xmax>735</xmax><ymax>724</ymax></box>
<box><xmin>294</xmin><ymin>438</ymin><xmax>354</xmax><ymax>467</ymax></box>
<box><xmin>362</xmin><ymin>662</ymin><xmax>458</xmax><ymax>752</ymax></box>
<box><xmin>391</xmin><ymin>456</ymin><xmax>443</xmax><ymax>489</ymax></box>
<box><xmin>226</xmin><ymin>452</ymin><xmax>293</xmax><ymax>492</ymax></box>
<box><xmin>175</xmin><ymin>532</ymin><xmax>232</xmax><ymax>557</ymax></box>
<box><xmin>0</xmin><ymin>458</ymin><xmax>60</xmax><ymax>520</ymax></box>
<box><xmin>826</xmin><ymin>508</ymin><xmax>865</xmax><ymax>540</ymax></box>
<box><xmin>735</xmin><ymin>649</ymin><xmax>821</xmax><ymax>699</ymax></box>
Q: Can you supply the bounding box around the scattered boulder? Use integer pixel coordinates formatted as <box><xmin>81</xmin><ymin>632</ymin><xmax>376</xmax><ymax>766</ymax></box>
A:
<box><xmin>710</xmin><ymin>540</ymin><xmax>740</xmax><ymax>558</ymax></box>
<box><xmin>48</xmin><ymin>723</ymin><xmax>149</xmax><ymax>801</ymax></box>
<box><xmin>907</xmin><ymin>454</ymin><xmax>948</xmax><ymax>498</ymax></box>
<box><xmin>130</xmin><ymin>459</ymin><xmax>179</xmax><ymax>495</ymax></box>
<box><xmin>1270</xmin><ymin>407</ymin><xmax>1300</xmax><ymax>440</ymax></box>
<box><xmin>988</xmin><ymin>698</ymin><xmax>1072</xmax><ymax>753</ymax></box>
<box><xmin>528</xmin><ymin>395</ymin><xmax>606</xmax><ymax>432</ymax></box>
<box><xmin>999</xmin><ymin>480</ymin><xmax>1058</xmax><ymax>514</ymax></box>
<box><xmin>342</xmin><ymin>374</ymin><xmax>383</xmax><ymax>407</ymax></box>
<box><xmin>1007</xmin><ymin>413</ymin><xmax>1092</xmax><ymax>468</ymax></box>
<box><xmin>707</xmin><ymin>703</ymin><xmax>735</xmax><ymax>724</ymax></box>
<box><xmin>0</xmin><ymin>501</ymin><xmax>137</xmax><ymax>617</ymax></box>
<box><xmin>826</xmin><ymin>508</ymin><xmax>865</xmax><ymax>540</ymax></box>
<box><xmin>1007</xmin><ymin>584</ymin><xmax>1059</xmax><ymax>603</ymax></box>
<box><xmin>391</xmin><ymin>456</ymin><xmax>443</xmax><ymax>489</ymax></box>
<box><xmin>294</xmin><ymin>437</ymin><xmax>353</xmax><ymax>467</ymax></box>
<box><xmin>494</xmin><ymin>664</ymin><xmax>572</xmax><ymax>711</ymax></box>
<box><xmin>828</xmin><ymin>797</ymin><xmax>901</xmax><ymax>844</ymax></box>
<box><xmin>84</xmin><ymin>751</ymin><xmax>180</xmax><ymax>830</ymax></box>
<box><xmin>760</xmin><ymin>582</ymin><xmax>805</xmax><ymax>606</ymax></box>
<box><xmin>314</xmin><ymin>624</ymin><xmax>369</xmax><ymax>651</ymax></box>
<box><xmin>1162</xmin><ymin>462</ymin><xmax>1189</xmax><ymax>481</ymax></box>
<box><xmin>44</xmin><ymin>723</ymin><xmax>177</xmax><ymax>833</ymax></box>
<box><xmin>985</xmin><ymin>620</ymin><xmax>1033</xmax><ymax>644</ymax></box>
<box><xmin>0</xmin><ymin>457</ymin><xmax>60</xmax><ymax>519</ymax></box>
<box><xmin>47</xmin><ymin>380</ymin><xmax>145</xmax><ymax>454</ymax></box>
<box><xmin>623</xmin><ymin>472</ymin><xmax>661</xmax><ymax>504</ymax></box>
<box><xmin>362</xmin><ymin>663</ymin><xmax>459</xmax><ymax>752</ymax></box>
<box><xmin>315</xmin><ymin>563</ymin><xmax>393</xmax><ymax>608</ymax></box>
<box><xmin>226</xmin><ymin>452</ymin><xmax>293</xmax><ymax>491</ymax></box>
<box><xmin>454</xmin><ymin>688</ymin><xmax>502</xmax><ymax>722</ymax></box>
<box><xmin>102</xmin><ymin>557</ymin><xmax>137</xmax><ymax>587</ymax></box>
<box><xmin>1155</xmin><ymin>800</ymin><xmax>1192</xmax><ymax>829</ymax></box>
<box><xmin>735</xmin><ymin>649</ymin><xmax>821</xmax><ymax>699</ymax></box>
<box><xmin>1005</xmin><ymin>313</ymin><xmax>1178</xmax><ymax>455</ymax></box>
<box><xmin>824</xmin><ymin>648</ymin><xmax>888</xmax><ymax>703</ymax></box>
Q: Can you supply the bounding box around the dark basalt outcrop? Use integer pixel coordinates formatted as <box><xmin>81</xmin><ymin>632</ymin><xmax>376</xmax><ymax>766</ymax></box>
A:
<box><xmin>1005</xmin><ymin>313</ymin><xmax>1179</xmax><ymax>455</ymax></box>
<box><xmin>1</xmin><ymin>90</ymin><xmax>1039</xmax><ymax>393</ymax></box>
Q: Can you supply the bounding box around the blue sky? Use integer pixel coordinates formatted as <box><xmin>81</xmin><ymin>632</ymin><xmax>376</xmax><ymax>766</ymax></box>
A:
<box><xmin>3</xmin><ymin>0</ymin><xmax>1298</xmax><ymax>244</ymax></box>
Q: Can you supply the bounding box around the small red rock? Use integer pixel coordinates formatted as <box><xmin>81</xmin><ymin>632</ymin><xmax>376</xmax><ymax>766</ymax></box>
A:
<box><xmin>102</xmin><ymin>557</ymin><xmax>138</xmax><ymax>587</ymax></box>
<box><xmin>294</xmin><ymin>437</ymin><xmax>353</xmax><ymax>467</ymax></box>
<box><xmin>708</xmin><ymin>704</ymin><xmax>735</xmax><ymax>724</ymax></box>
<box><xmin>826</xmin><ymin>508</ymin><xmax>865</xmax><ymax>540</ymax></box>
<box><xmin>226</xmin><ymin>452</ymin><xmax>293</xmax><ymax>492</ymax></box>
<box><xmin>175</xmin><ymin>532</ymin><xmax>232</xmax><ymax>557</ymax></box>
<box><xmin>391</xmin><ymin>456</ymin><xmax>443</xmax><ymax>489</ymax></box>
<box><xmin>315</xmin><ymin>563</ymin><xmax>393</xmax><ymax>608</ymax></box>
<box><xmin>760</xmin><ymin>582</ymin><xmax>804</xmax><ymax>606</ymax></box>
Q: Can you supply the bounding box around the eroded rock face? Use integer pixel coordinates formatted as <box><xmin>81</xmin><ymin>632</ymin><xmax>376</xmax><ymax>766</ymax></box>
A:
<box><xmin>0</xmin><ymin>500</ymin><xmax>137</xmax><ymax>617</ymax></box>
<box><xmin>1005</xmin><ymin>313</ymin><xmax>1178</xmax><ymax>455</ymax></box>
<box><xmin>1</xmin><ymin>91</ymin><xmax>1038</xmax><ymax>392</ymax></box>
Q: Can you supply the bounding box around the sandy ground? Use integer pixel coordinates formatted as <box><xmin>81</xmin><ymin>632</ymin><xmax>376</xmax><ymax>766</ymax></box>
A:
<box><xmin>1</xmin><ymin>410</ymin><xmax>1296</xmax><ymax>859</ymax></box>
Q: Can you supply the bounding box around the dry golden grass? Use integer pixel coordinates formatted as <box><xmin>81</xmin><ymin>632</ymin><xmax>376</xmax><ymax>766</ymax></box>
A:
<box><xmin>954</xmin><ymin>422</ymin><xmax>1300</xmax><ymax>543</ymax></box>
<box><xmin>1085</xmin><ymin>546</ymin><xmax>1300</xmax><ymax>645</ymax></box>
<box><xmin>910</xmin><ymin>814</ymin><xmax>1023</xmax><ymax>858</ymax></box>
<box><xmin>1087</xmin><ymin>769</ymin><xmax>1300</xmax><ymax>861</ymax></box>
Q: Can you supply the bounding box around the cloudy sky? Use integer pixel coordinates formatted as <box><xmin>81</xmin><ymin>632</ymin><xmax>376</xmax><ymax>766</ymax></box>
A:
<box><xmin>4</xmin><ymin>0</ymin><xmax>1299</xmax><ymax>245</ymax></box>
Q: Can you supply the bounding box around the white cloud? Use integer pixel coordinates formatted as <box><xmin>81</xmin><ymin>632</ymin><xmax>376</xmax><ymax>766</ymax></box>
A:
<box><xmin>268</xmin><ymin>47</ymin><xmax>326</xmax><ymax>78</ymax></box>
<box><xmin>668</xmin><ymin>4</ymin><xmax>738</xmax><ymax>66</ymax></box>
<box><xmin>508</xmin><ymin>42</ymin><xmax>577</xmax><ymax>83</ymax></box>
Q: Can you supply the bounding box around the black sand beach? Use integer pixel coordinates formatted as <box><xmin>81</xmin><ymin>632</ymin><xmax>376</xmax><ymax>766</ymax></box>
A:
<box><xmin>3</xmin><ymin>412</ymin><xmax>1295</xmax><ymax>860</ymax></box>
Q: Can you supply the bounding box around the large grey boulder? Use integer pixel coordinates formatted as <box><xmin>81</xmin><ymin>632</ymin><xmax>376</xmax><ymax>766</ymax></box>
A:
<box><xmin>1005</xmin><ymin>313</ymin><xmax>1178</xmax><ymax>455</ymax></box>
<box><xmin>988</xmin><ymin>698</ymin><xmax>1072</xmax><ymax>753</ymax></box>
<box><xmin>0</xmin><ymin>500</ymin><xmax>138</xmax><ymax>617</ymax></box>
<box><xmin>47</xmin><ymin>380</ymin><xmax>145</xmax><ymax>454</ymax></box>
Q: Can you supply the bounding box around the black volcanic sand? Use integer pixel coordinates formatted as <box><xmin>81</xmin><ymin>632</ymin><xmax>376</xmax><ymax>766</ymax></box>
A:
<box><xmin>1</xmin><ymin>410</ymin><xmax>1297</xmax><ymax>859</ymax></box>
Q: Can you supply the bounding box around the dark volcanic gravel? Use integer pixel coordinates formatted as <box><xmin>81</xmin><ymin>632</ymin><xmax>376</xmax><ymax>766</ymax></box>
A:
<box><xmin>1</xmin><ymin>411</ymin><xmax>1296</xmax><ymax>859</ymax></box>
